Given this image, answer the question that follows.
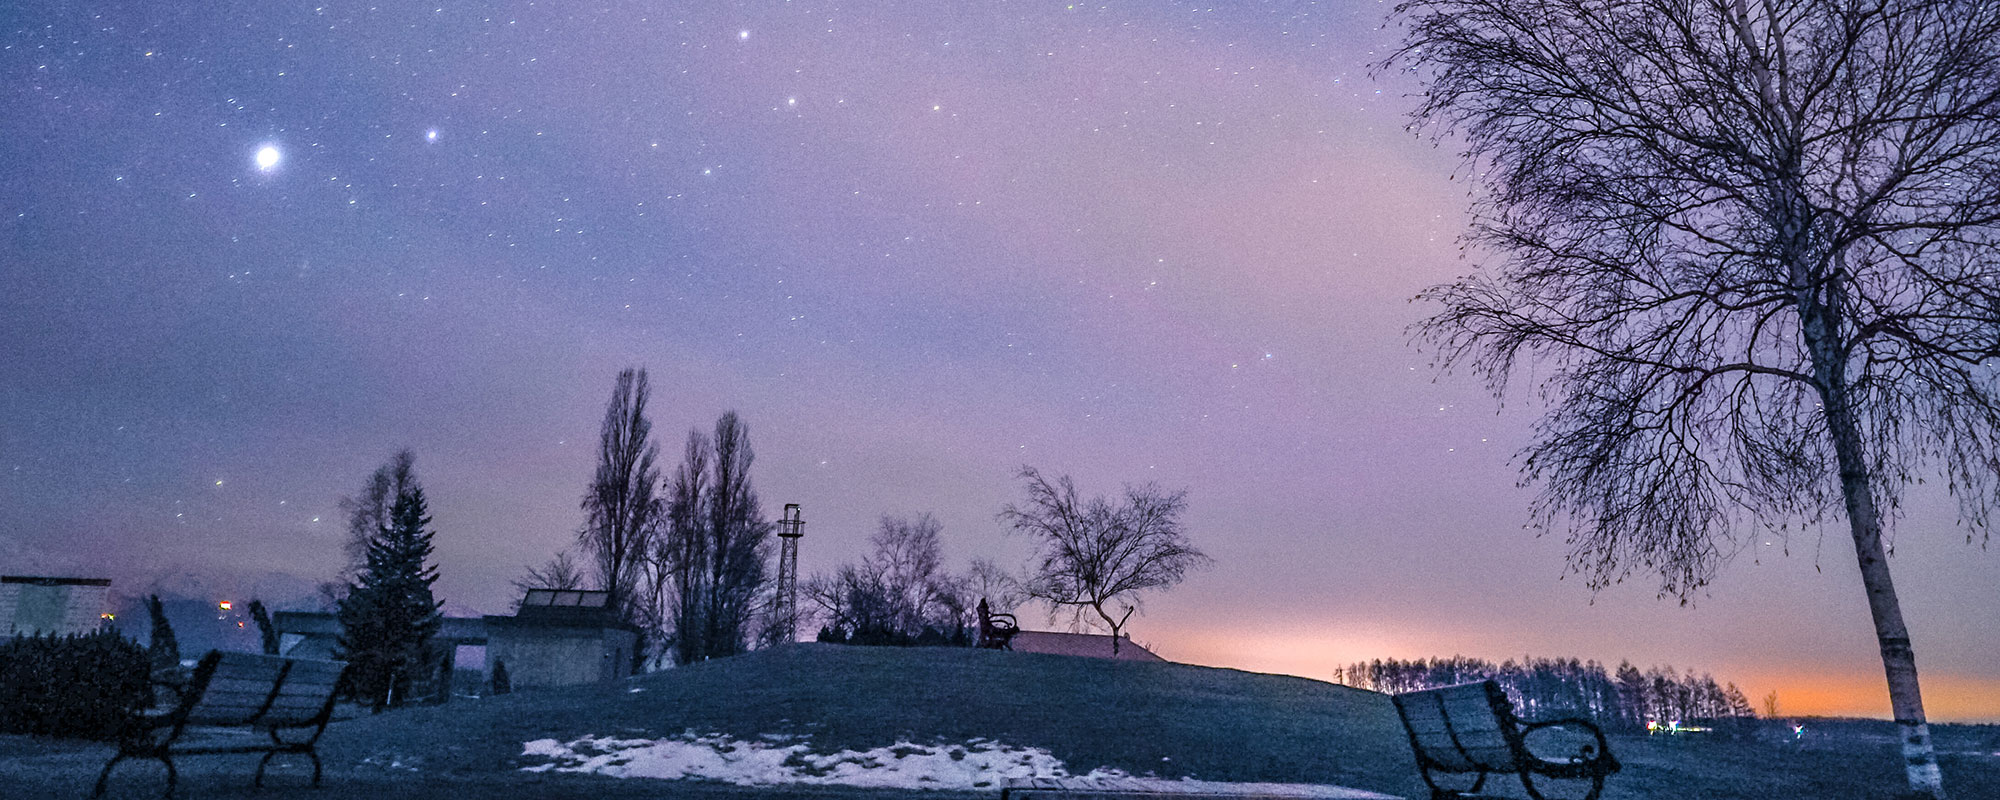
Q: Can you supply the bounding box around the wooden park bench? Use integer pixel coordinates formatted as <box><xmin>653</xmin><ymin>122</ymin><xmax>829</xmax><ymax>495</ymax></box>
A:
<box><xmin>1391</xmin><ymin>680</ymin><xmax>1620</xmax><ymax>800</ymax></box>
<box><xmin>977</xmin><ymin>598</ymin><xmax>1019</xmax><ymax>650</ymax></box>
<box><xmin>94</xmin><ymin>650</ymin><xmax>348</xmax><ymax>799</ymax></box>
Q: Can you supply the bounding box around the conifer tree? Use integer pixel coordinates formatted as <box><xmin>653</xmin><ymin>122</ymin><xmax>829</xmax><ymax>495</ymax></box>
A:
<box><xmin>336</xmin><ymin>487</ymin><xmax>443</xmax><ymax>711</ymax></box>
<box><xmin>249</xmin><ymin>599</ymin><xmax>280</xmax><ymax>655</ymax></box>
<box><xmin>144</xmin><ymin>594</ymin><xmax>180</xmax><ymax>678</ymax></box>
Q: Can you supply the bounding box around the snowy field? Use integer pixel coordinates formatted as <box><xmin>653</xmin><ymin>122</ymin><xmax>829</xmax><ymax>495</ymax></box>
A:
<box><xmin>520</xmin><ymin>733</ymin><xmax>1128</xmax><ymax>791</ymax></box>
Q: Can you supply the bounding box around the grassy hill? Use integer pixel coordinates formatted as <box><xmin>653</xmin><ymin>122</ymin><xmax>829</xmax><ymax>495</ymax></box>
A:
<box><xmin>312</xmin><ymin>643</ymin><xmax>1429</xmax><ymax>796</ymax></box>
<box><xmin>14</xmin><ymin>643</ymin><xmax>2000</xmax><ymax>799</ymax></box>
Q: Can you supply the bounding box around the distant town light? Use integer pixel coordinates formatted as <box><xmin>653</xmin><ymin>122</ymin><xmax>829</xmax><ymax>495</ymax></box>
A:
<box><xmin>218</xmin><ymin>600</ymin><xmax>233</xmax><ymax>611</ymax></box>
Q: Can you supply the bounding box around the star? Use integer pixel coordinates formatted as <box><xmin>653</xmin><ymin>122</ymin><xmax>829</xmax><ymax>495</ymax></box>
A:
<box><xmin>426</xmin><ymin>128</ymin><xmax>440</xmax><ymax>142</ymax></box>
<box><xmin>254</xmin><ymin>144</ymin><xmax>281</xmax><ymax>171</ymax></box>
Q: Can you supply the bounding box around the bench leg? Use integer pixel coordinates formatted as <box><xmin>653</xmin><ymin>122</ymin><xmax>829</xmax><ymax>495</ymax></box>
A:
<box><xmin>93</xmin><ymin>753</ymin><xmax>125</xmax><ymax>797</ymax></box>
<box><xmin>1519</xmin><ymin>770</ymin><xmax>1605</xmax><ymax>800</ymax></box>
<box><xmin>254</xmin><ymin>746</ymin><xmax>324</xmax><ymax>789</ymax></box>
<box><xmin>92</xmin><ymin>752</ymin><xmax>177</xmax><ymax>800</ymax></box>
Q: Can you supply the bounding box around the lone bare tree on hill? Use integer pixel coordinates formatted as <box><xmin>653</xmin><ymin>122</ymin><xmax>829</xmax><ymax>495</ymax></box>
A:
<box><xmin>1390</xmin><ymin>1</ymin><xmax>2000</xmax><ymax>795</ymax></box>
<box><xmin>1000</xmin><ymin>467</ymin><xmax>1209</xmax><ymax>654</ymax></box>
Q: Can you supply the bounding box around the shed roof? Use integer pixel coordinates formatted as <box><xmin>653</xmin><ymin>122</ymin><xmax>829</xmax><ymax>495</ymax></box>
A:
<box><xmin>1009</xmin><ymin>630</ymin><xmax>1167</xmax><ymax>662</ymax></box>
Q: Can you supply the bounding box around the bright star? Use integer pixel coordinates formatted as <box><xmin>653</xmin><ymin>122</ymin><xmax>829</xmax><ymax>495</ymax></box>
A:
<box><xmin>738</xmin><ymin>29</ymin><xmax>750</xmax><ymax>41</ymax></box>
<box><xmin>254</xmin><ymin>144</ymin><xmax>281</xmax><ymax>171</ymax></box>
<box><xmin>426</xmin><ymin>128</ymin><xmax>439</xmax><ymax>142</ymax></box>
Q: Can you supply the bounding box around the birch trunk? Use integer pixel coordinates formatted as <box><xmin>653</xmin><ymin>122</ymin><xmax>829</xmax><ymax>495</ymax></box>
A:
<box><xmin>1823</xmin><ymin>395</ymin><xmax>1946</xmax><ymax>798</ymax></box>
<box><xmin>1806</xmin><ymin>290</ymin><xmax>1947</xmax><ymax>798</ymax></box>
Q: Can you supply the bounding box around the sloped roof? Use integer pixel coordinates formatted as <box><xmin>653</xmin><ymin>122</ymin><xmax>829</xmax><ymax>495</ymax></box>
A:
<box><xmin>1009</xmin><ymin>630</ymin><xmax>1166</xmax><ymax>662</ymax></box>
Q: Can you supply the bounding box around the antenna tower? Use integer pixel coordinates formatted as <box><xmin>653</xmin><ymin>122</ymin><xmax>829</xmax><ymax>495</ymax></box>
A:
<box><xmin>776</xmin><ymin>503</ymin><xmax>804</xmax><ymax>643</ymax></box>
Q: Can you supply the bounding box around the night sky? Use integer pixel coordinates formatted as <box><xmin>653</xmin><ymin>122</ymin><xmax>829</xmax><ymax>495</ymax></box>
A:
<box><xmin>3</xmin><ymin>2</ymin><xmax>1994</xmax><ymax>721</ymax></box>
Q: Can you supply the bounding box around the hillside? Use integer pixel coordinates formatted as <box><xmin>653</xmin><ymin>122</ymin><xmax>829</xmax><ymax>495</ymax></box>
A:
<box><xmin>312</xmin><ymin>643</ymin><xmax>1430</xmax><ymax>796</ymax></box>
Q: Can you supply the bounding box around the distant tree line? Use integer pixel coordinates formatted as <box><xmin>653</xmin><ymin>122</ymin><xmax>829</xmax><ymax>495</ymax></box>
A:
<box><xmin>1332</xmin><ymin>656</ymin><xmax>1754</xmax><ymax>730</ymax></box>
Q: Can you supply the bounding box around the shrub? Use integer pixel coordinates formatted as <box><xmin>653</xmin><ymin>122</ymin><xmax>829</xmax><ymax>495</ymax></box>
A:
<box><xmin>0</xmin><ymin>630</ymin><xmax>151</xmax><ymax>740</ymax></box>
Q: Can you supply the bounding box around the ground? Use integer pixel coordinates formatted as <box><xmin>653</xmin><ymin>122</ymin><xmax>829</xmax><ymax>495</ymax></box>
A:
<box><xmin>4</xmin><ymin>645</ymin><xmax>1996</xmax><ymax>799</ymax></box>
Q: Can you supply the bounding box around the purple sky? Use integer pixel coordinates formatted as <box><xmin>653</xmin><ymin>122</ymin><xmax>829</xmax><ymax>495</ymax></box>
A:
<box><xmin>3</xmin><ymin>2</ymin><xmax>1994</xmax><ymax>721</ymax></box>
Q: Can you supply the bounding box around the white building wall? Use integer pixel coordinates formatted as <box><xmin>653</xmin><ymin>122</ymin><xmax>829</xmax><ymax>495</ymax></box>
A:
<box><xmin>0</xmin><ymin>578</ymin><xmax>111</xmax><ymax>637</ymax></box>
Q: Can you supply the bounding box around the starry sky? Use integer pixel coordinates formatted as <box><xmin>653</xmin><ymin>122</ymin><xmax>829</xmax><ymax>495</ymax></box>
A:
<box><xmin>3</xmin><ymin>2</ymin><xmax>1995</xmax><ymax>721</ymax></box>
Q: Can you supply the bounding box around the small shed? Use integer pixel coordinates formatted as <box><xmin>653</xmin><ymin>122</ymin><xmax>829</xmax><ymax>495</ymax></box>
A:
<box><xmin>1</xmin><ymin>576</ymin><xmax>111</xmax><ymax>637</ymax></box>
<box><xmin>1009</xmin><ymin>630</ymin><xmax>1167</xmax><ymax>662</ymax></box>
<box><xmin>483</xmin><ymin>589</ymin><xmax>637</xmax><ymax>688</ymax></box>
<box><xmin>273</xmin><ymin>611</ymin><xmax>489</xmax><ymax>661</ymax></box>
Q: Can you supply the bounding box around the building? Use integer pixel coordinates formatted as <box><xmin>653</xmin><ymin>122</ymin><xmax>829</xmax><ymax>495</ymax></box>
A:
<box><xmin>0</xmin><ymin>575</ymin><xmax>111</xmax><ymax>637</ymax></box>
<box><xmin>269</xmin><ymin>588</ymin><xmax>639</xmax><ymax>694</ymax></box>
<box><xmin>484</xmin><ymin>588</ymin><xmax>638</xmax><ymax>688</ymax></box>
<box><xmin>1009</xmin><ymin>630</ymin><xmax>1167</xmax><ymax>662</ymax></box>
<box><xmin>272</xmin><ymin>611</ymin><xmax>490</xmax><ymax>662</ymax></box>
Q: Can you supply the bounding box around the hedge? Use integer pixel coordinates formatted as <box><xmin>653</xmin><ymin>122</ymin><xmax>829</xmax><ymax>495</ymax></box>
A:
<box><xmin>0</xmin><ymin>630</ymin><xmax>151</xmax><ymax>740</ymax></box>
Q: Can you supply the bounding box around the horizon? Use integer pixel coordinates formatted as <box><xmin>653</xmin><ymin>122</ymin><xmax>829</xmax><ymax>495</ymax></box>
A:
<box><xmin>4</xmin><ymin>2</ymin><xmax>1995</xmax><ymax>725</ymax></box>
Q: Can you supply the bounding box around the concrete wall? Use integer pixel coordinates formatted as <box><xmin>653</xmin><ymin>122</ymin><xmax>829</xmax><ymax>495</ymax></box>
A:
<box><xmin>486</xmin><ymin>626</ymin><xmax>635</xmax><ymax>689</ymax></box>
<box><xmin>0</xmin><ymin>578</ymin><xmax>110</xmax><ymax>637</ymax></box>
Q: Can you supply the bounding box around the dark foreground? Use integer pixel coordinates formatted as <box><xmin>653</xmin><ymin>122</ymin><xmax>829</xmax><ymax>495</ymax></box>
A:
<box><xmin>8</xmin><ymin>728</ymin><xmax>1997</xmax><ymax>800</ymax></box>
<box><xmin>3</xmin><ymin>645</ymin><xmax>1995</xmax><ymax>799</ymax></box>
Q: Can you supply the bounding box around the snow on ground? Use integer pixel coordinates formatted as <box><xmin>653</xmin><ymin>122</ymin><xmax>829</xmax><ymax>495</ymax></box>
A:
<box><xmin>519</xmin><ymin>733</ymin><xmax>1129</xmax><ymax>790</ymax></box>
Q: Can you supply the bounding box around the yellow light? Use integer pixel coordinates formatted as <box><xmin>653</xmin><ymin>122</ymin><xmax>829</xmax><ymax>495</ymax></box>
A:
<box><xmin>218</xmin><ymin>601</ymin><xmax>233</xmax><ymax>611</ymax></box>
<box><xmin>101</xmin><ymin>613</ymin><xmax>115</xmax><ymax>620</ymax></box>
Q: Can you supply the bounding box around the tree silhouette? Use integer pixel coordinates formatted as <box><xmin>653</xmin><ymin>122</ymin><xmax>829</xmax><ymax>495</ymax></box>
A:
<box><xmin>579</xmin><ymin>367</ymin><xmax>662</xmax><ymax>634</ymax></box>
<box><xmin>336</xmin><ymin>487</ymin><xmax>443</xmax><ymax>711</ymax></box>
<box><xmin>1000</xmin><ymin>467</ymin><xmax>1208</xmax><ymax>654</ymax></box>
<box><xmin>1390</xmin><ymin>1</ymin><xmax>2000</xmax><ymax>793</ymax></box>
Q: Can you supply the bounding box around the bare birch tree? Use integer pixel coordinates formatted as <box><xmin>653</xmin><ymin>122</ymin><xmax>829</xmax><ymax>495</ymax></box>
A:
<box><xmin>1000</xmin><ymin>467</ymin><xmax>1208</xmax><ymax>654</ymax></box>
<box><xmin>1389</xmin><ymin>1</ymin><xmax>2000</xmax><ymax>794</ymax></box>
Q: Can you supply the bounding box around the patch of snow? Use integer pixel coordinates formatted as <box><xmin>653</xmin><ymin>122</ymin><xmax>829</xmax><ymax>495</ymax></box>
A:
<box><xmin>359</xmin><ymin>754</ymin><xmax>422</xmax><ymax>772</ymax></box>
<box><xmin>518</xmin><ymin>733</ymin><xmax>1128</xmax><ymax>790</ymax></box>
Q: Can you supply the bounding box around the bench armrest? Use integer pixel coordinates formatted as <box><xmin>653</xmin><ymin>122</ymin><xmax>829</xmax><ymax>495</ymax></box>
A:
<box><xmin>1521</xmin><ymin>717</ymin><xmax>1618</xmax><ymax>771</ymax></box>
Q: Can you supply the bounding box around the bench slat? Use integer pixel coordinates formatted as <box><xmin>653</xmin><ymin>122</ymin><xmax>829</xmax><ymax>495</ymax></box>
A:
<box><xmin>209</xmin><ymin>653</ymin><xmax>287</xmax><ymax>679</ymax></box>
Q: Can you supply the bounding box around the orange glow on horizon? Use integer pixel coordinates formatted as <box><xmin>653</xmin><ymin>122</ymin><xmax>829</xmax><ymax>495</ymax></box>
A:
<box><xmin>1745</xmin><ymin>672</ymin><xmax>2000</xmax><ymax>723</ymax></box>
<box><xmin>1157</xmin><ymin>625</ymin><xmax>2000</xmax><ymax>724</ymax></box>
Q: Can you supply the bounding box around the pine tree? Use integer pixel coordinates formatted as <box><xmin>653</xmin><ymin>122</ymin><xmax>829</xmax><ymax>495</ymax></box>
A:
<box><xmin>336</xmin><ymin>487</ymin><xmax>443</xmax><ymax>711</ymax></box>
<box><xmin>144</xmin><ymin>594</ymin><xmax>180</xmax><ymax>678</ymax></box>
<box><xmin>249</xmin><ymin>599</ymin><xmax>280</xmax><ymax>655</ymax></box>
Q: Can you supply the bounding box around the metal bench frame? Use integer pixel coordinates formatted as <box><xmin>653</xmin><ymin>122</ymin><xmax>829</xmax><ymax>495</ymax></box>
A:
<box><xmin>1391</xmin><ymin>680</ymin><xmax>1619</xmax><ymax>800</ymax></box>
<box><xmin>94</xmin><ymin>650</ymin><xmax>347</xmax><ymax>799</ymax></box>
<box><xmin>977</xmin><ymin>600</ymin><xmax>1019</xmax><ymax>650</ymax></box>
